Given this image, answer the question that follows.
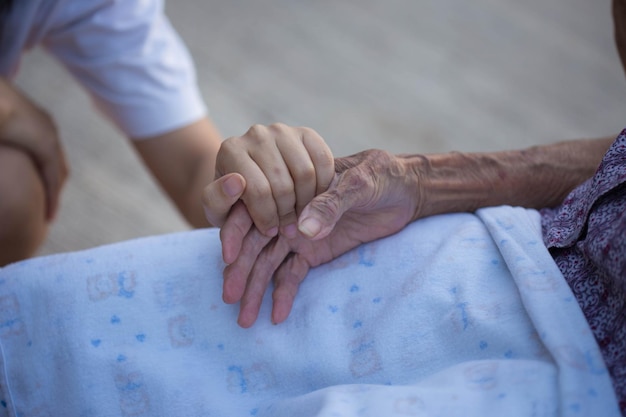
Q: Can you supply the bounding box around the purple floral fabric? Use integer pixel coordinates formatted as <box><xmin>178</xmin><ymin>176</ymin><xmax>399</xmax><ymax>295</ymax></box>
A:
<box><xmin>540</xmin><ymin>130</ymin><xmax>626</xmax><ymax>414</ymax></box>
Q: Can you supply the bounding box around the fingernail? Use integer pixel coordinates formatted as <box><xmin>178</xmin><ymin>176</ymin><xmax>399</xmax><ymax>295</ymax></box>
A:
<box><xmin>298</xmin><ymin>217</ymin><xmax>321</xmax><ymax>238</ymax></box>
<box><xmin>223</xmin><ymin>175</ymin><xmax>243</xmax><ymax>197</ymax></box>
<box><xmin>266</xmin><ymin>227</ymin><xmax>279</xmax><ymax>237</ymax></box>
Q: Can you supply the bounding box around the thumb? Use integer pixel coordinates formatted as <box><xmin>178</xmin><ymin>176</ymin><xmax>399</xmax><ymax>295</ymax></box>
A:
<box><xmin>297</xmin><ymin>196</ymin><xmax>339</xmax><ymax>240</ymax></box>
<box><xmin>202</xmin><ymin>172</ymin><xmax>246</xmax><ymax>227</ymax></box>
<box><xmin>297</xmin><ymin>171</ymin><xmax>365</xmax><ymax>240</ymax></box>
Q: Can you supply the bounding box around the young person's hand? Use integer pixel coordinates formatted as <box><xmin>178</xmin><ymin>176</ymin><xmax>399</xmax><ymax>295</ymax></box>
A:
<box><xmin>202</xmin><ymin>123</ymin><xmax>334</xmax><ymax>260</ymax></box>
<box><xmin>220</xmin><ymin>149</ymin><xmax>422</xmax><ymax>327</ymax></box>
<box><xmin>0</xmin><ymin>78</ymin><xmax>68</xmax><ymax>221</ymax></box>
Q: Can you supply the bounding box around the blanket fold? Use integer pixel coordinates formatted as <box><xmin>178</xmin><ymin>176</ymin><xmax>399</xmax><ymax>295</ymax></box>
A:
<box><xmin>0</xmin><ymin>206</ymin><xmax>619</xmax><ymax>416</ymax></box>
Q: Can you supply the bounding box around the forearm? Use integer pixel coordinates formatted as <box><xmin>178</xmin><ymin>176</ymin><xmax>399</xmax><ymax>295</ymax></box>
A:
<box><xmin>134</xmin><ymin>117</ymin><xmax>222</xmax><ymax>228</ymax></box>
<box><xmin>406</xmin><ymin>136</ymin><xmax>614</xmax><ymax>219</ymax></box>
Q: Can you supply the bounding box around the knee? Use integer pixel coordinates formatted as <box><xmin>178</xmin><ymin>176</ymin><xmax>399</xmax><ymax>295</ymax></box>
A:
<box><xmin>0</xmin><ymin>146</ymin><xmax>49</xmax><ymax>267</ymax></box>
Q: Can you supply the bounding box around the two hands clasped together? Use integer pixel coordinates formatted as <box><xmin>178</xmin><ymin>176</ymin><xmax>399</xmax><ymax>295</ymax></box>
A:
<box><xmin>205</xmin><ymin>125</ymin><xmax>424</xmax><ymax>328</ymax></box>
<box><xmin>206</xmin><ymin>127</ymin><xmax>611</xmax><ymax>329</ymax></box>
<box><xmin>1</xmin><ymin>77</ymin><xmax>611</xmax><ymax>329</ymax></box>
<box><xmin>0</xmin><ymin>77</ymin><xmax>422</xmax><ymax>328</ymax></box>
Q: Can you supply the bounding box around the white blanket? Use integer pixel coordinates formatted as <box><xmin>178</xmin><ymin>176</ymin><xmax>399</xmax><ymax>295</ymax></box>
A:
<box><xmin>0</xmin><ymin>206</ymin><xmax>619</xmax><ymax>416</ymax></box>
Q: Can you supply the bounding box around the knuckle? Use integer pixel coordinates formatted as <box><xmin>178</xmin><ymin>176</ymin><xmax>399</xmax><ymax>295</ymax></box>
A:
<box><xmin>246</xmin><ymin>123</ymin><xmax>267</xmax><ymax>139</ymax></box>
<box><xmin>291</xmin><ymin>163</ymin><xmax>316</xmax><ymax>183</ymax></box>
<box><xmin>364</xmin><ymin>148</ymin><xmax>393</xmax><ymax>163</ymax></box>
<box><xmin>245</xmin><ymin>124</ymin><xmax>274</xmax><ymax>146</ymax></box>
<box><xmin>342</xmin><ymin>170</ymin><xmax>368</xmax><ymax>191</ymax></box>
<box><xmin>299</xmin><ymin>126</ymin><xmax>319</xmax><ymax>139</ymax></box>
<box><xmin>268</xmin><ymin>122</ymin><xmax>287</xmax><ymax>132</ymax></box>
<box><xmin>218</xmin><ymin>136</ymin><xmax>240</xmax><ymax>155</ymax></box>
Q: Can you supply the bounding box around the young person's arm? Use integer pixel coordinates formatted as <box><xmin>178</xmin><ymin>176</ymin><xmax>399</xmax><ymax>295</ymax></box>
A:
<box><xmin>42</xmin><ymin>0</ymin><xmax>334</xmax><ymax>234</ymax></box>
<box><xmin>132</xmin><ymin>117</ymin><xmax>221</xmax><ymax>228</ymax></box>
<box><xmin>135</xmin><ymin>121</ymin><xmax>335</xmax><ymax>233</ymax></box>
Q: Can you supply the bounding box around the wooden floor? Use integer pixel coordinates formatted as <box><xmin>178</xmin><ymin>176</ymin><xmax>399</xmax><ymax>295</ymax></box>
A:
<box><xmin>14</xmin><ymin>0</ymin><xmax>626</xmax><ymax>256</ymax></box>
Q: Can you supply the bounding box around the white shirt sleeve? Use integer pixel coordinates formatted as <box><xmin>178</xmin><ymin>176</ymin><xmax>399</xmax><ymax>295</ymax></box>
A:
<box><xmin>42</xmin><ymin>0</ymin><xmax>207</xmax><ymax>139</ymax></box>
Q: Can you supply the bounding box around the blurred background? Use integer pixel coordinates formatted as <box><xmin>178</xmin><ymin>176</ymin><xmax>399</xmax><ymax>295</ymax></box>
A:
<box><xmin>14</xmin><ymin>0</ymin><xmax>626</xmax><ymax>256</ymax></box>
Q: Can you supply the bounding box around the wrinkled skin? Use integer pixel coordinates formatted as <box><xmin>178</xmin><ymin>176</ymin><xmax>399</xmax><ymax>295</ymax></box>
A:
<box><xmin>220</xmin><ymin>150</ymin><xmax>422</xmax><ymax>327</ymax></box>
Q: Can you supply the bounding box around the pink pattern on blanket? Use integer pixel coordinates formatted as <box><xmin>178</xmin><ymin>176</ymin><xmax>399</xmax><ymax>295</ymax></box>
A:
<box><xmin>540</xmin><ymin>129</ymin><xmax>626</xmax><ymax>414</ymax></box>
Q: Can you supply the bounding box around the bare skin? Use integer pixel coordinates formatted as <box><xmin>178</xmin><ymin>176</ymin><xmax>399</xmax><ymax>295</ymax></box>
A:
<box><xmin>202</xmin><ymin>123</ymin><xmax>334</xmax><ymax>239</ymax></box>
<box><xmin>0</xmin><ymin>79</ymin><xmax>67</xmax><ymax>265</ymax></box>
<box><xmin>136</xmin><ymin>122</ymin><xmax>333</xmax><ymax>233</ymax></box>
<box><xmin>0</xmin><ymin>77</ymin><xmax>334</xmax><ymax>266</ymax></box>
<box><xmin>0</xmin><ymin>76</ymin><xmax>228</xmax><ymax>266</ymax></box>
<box><xmin>220</xmin><ymin>0</ymin><xmax>626</xmax><ymax>328</ymax></box>
<box><xmin>0</xmin><ymin>79</ymin><xmax>68</xmax><ymax>221</ymax></box>
<box><xmin>133</xmin><ymin>117</ymin><xmax>222</xmax><ymax>229</ymax></box>
<box><xmin>221</xmin><ymin>137</ymin><xmax>614</xmax><ymax>327</ymax></box>
<box><xmin>0</xmin><ymin>146</ymin><xmax>48</xmax><ymax>266</ymax></box>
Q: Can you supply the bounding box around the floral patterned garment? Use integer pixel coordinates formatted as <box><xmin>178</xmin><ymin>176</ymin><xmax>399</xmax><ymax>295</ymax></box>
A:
<box><xmin>540</xmin><ymin>130</ymin><xmax>626</xmax><ymax>414</ymax></box>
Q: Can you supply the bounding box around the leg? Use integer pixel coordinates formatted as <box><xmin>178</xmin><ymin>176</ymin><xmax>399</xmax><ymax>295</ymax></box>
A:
<box><xmin>0</xmin><ymin>145</ymin><xmax>49</xmax><ymax>267</ymax></box>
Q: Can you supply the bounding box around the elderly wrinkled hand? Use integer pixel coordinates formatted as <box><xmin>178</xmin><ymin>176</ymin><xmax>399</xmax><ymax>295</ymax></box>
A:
<box><xmin>221</xmin><ymin>149</ymin><xmax>423</xmax><ymax>327</ymax></box>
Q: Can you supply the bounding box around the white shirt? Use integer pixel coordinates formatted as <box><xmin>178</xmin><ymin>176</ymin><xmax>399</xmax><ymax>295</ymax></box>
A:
<box><xmin>0</xmin><ymin>0</ymin><xmax>207</xmax><ymax>138</ymax></box>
